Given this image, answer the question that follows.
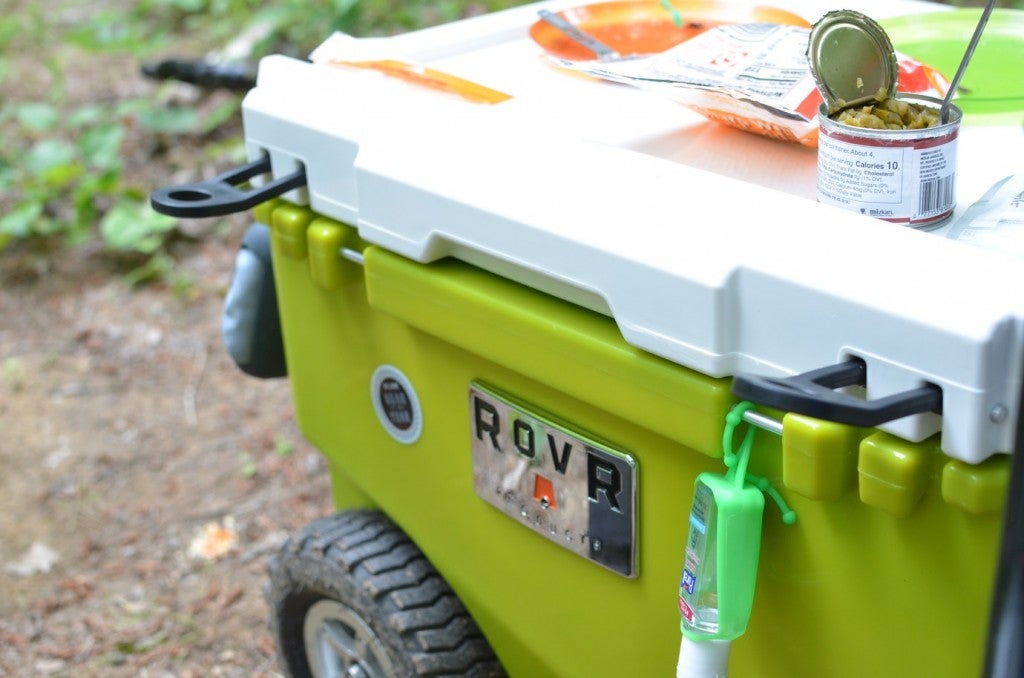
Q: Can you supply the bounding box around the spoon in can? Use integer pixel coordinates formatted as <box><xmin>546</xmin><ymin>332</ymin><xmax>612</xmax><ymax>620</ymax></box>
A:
<box><xmin>939</xmin><ymin>0</ymin><xmax>997</xmax><ymax>123</ymax></box>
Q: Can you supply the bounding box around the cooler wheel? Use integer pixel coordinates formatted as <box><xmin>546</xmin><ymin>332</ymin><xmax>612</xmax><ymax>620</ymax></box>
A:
<box><xmin>267</xmin><ymin>509</ymin><xmax>506</xmax><ymax>677</ymax></box>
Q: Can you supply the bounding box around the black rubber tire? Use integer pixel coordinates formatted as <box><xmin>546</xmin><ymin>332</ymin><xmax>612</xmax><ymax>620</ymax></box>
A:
<box><xmin>267</xmin><ymin>509</ymin><xmax>507</xmax><ymax>678</ymax></box>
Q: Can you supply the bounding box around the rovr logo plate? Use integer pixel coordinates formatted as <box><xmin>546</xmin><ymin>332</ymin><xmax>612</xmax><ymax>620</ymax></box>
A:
<box><xmin>469</xmin><ymin>383</ymin><xmax>637</xmax><ymax>578</ymax></box>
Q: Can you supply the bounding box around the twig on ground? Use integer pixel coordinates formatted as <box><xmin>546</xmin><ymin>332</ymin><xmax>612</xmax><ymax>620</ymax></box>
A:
<box><xmin>183</xmin><ymin>340</ymin><xmax>209</xmax><ymax>427</ymax></box>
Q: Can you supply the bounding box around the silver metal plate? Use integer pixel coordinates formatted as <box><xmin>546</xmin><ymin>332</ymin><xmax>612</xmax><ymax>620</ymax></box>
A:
<box><xmin>469</xmin><ymin>383</ymin><xmax>637</xmax><ymax>578</ymax></box>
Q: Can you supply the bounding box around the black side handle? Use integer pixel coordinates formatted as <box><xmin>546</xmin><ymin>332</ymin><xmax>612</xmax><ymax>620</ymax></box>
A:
<box><xmin>142</xmin><ymin>59</ymin><xmax>256</xmax><ymax>92</ymax></box>
<box><xmin>222</xmin><ymin>223</ymin><xmax>286</xmax><ymax>379</ymax></box>
<box><xmin>150</xmin><ymin>156</ymin><xmax>306</xmax><ymax>218</ymax></box>
<box><xmin>731</xmin><ymin>358</ymin><xmax>943</xmax><ymax>427</ymax></box>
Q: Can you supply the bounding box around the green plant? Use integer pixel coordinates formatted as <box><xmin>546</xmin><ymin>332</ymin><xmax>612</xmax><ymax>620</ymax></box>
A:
<box><xmin>274</xmin><ymin>433</ymin><xmax>295</xmax><ymax>457</ymax></box>
<box><xmin>0</xmin><ymin>93</ymin><xmax>236</xmax><ymax>281</ymax></box>
<box><xmin>0</xmin><ymin>0</ymin><xmax>525</xmax><ymax>283</ymax></box>
<box><xmin>239</xmin><ymin>451</ymin><xmax>258</xmax><ymax>478</ymax></box>
<box><xmin>0</xmin><ymin>1</ymin><xmax>243</xmax><ymax>281</ymax></box>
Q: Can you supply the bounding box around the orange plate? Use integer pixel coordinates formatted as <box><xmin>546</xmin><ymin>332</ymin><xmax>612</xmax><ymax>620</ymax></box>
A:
<box><xmin>530</xmin><ymin>0</ymin><xmax>809</xmax><ymax>61</ymax></box>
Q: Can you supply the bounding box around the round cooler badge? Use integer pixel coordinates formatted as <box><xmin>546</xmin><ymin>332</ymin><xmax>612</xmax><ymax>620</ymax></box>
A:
<box><xmin>370</xmin><ymin>365</ymin><xmax>422</xmax><ymax>444</ymax></box>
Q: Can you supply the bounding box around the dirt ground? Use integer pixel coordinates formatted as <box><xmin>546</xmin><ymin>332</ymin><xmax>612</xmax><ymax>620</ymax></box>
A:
<box><xmin>0</xmin><ymin>13</ymin><xmax>337</xmax><ymax>671</ymax></box>
<box><xmin>0</xmin><ymin>0</ymin><xmax>365</xmax><ymax>671</ymax></box>
<box><xmin>0</xmin><ymin>219</ymin><xmax>337</xmax><ymax>677</ymax></box>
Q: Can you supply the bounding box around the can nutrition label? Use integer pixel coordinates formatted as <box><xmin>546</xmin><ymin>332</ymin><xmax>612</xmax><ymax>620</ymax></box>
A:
<box><xmin>817</xmin><ymin>127</ymin><xmax>958</xmax><ymax>227</ymax></box>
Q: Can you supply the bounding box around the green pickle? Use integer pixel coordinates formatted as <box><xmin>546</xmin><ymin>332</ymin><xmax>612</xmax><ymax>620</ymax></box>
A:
<box><xmin>833</xmin><ymin>95</ymin><xmax>940</xmax><ymax>130</ymax></box>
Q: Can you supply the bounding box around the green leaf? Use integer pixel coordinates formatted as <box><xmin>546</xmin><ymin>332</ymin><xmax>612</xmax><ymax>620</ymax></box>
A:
<box><xmin>114</xmin><ymin>99</ymin><xmax>152</xmax><ymax>117</ymax></box>
<box><xmin>23</xmin><ymin>144</ymin><xmax>82</xmax><ymax>187</ymax></box>
<box><xmin>40</xmin><ymin>162</ymin><xmax>84</xmax><ymax>188</ymax></box>
<box><xmin>78</xmin><ymin>123</ymin><xmax>124</xmax><ymax>170</ymax></box>
<box><xmin>34</xmin><ymin>215</ymin><xmax>66</xmax><ymax>237</ymax></box>
<box><xmin>238</xmin><ymin>451</ymin><xmax>258</xmax><ymax>478</ymax></box>
<box><xmin>330</xmin><ymin>0</ymin><xmax>361</xmax><ymax>15</ymax></box>
<box><xmin>76</xmin><ymin>169</ymin><xmax>121</xmax><ymax>198</ymax></box>
<box><xmin>201</xmin><ymin>98</ymin><xmax>240</xmax><ymax>133</ymax></box>
<box><xmin>123</xmin><ymin>252</ymin><xmax>175</xmax><ymax>287</ymax></box>
<box><xmin>171</xmin><ymin>0</ymin><xmax>207</xmax><ymax>11</ymax></box>
<box><xmin>203</xmin><ymin>137</ymin><xmax>247</xmax><ymax>164</ymax></box>
<box><xmin>0</xmin><ymin>164</ymin><xmax>16</xmax><ymax>191</ymax></box>
<box><xmin>0</xmin><ymin>16</ymin><xmax>19</xmax><ymax>49</ymax></box>
<box><xmin>100</xmin><ymin>201</ymin><xmax>177</xmax><ymax>254</ymax></box>
<box><xmin>67</xmin><ymin>9</ymin><xmax>142</xmax><ymax>52</ymax></box>
<box><xmin>25</xmin><ymin>139</ymin><xmax>76</xmax><ymax>178</ymax></box>
<box><xmin>274</xmin><ymin>434</ymin><xmax>295</xmax><ymax>457</ymax></box>
<box><xmin>68</xmin><ymin>104</ymin><xmax>108</xmax><ymax>128</ymax></box>
<box><xmin>0</xmin><ymin>200</ymin><xmax>44</xmax><ymax>238</ymax></box>
<box><xmin>136</xmin><ymin>107</ymin><xmax>200</xmax><ymax>134</ymax></box>
<box><xmin>16</xmin><ymin>103</ymin><xmax>60</xmax><ymax>133</ymax></box>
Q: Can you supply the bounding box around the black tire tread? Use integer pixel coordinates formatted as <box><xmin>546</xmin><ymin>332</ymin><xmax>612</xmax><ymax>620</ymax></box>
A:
<box><xmin>387</xmin><ymin>575</ymin><xmax>448</xmax><ymax>609</ymax></box>
<box><xmin>363</xmin><ymin>559</ymin><xmax>435</xmax><ymax>600</ymax></box>
<box><xmin>390</xmin><ymin>594</ymin><xmax>463</xmax><ymax>634</ymax></box>
<box><xmin>268</xmin><ymin>509</ymin><xmax>506</xmax><ymax>677</ymax></box>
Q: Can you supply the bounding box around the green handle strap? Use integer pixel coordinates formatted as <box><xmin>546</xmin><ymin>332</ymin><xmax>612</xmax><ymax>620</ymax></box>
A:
<box><xmin>722</xmin><ymin>401</ymin><xmax>797</xmax><ymax>525</ymax></box>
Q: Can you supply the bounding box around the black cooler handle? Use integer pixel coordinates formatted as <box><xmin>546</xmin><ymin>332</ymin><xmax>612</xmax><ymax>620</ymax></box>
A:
<box><xmin>731</xmin><ymin>358</ymin><xmax>943</xmax><ymax>427</ymax></box>
<box><xmin>150</xmin><ymin>156</ymin><xmax>306</xmax><ymax>218</ymax></box>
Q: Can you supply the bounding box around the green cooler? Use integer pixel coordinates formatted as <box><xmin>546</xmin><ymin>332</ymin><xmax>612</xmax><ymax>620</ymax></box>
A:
<box><xmin>151</xmin><ymin>1</ymin><xmax>1024</xmax><ymax>676</ymax></box>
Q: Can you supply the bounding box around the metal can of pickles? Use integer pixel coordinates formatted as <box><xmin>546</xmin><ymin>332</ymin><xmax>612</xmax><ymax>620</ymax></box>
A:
<box><xmin>808</xmin><ymin>10</ymin><xmax>961</xmax><ymax>228</ymax></box>
<box><xmin>816</xmin><ymin>95</ymin><xmax>961</xmax><ymax>228</ymax></box>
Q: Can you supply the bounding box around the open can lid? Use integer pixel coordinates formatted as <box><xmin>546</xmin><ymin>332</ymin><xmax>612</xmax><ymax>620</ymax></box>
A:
<box><xmin>807</xmin><ymin>10</ymin><xmax>898</xmax><ymax>115</ymax></box>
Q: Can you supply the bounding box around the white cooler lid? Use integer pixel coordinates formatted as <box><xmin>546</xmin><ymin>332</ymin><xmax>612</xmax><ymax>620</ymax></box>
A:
<box><xmin>241</xmin><ymin>0</ymin><xmax>1024</xmax><ymax>462</ymax></box>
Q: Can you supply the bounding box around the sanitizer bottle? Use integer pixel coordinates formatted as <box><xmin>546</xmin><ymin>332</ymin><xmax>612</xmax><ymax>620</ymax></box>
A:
<box><xmin>676</xmin><ymin>402</ymin><xmax>795</xmax><ymax>678</ymax></box>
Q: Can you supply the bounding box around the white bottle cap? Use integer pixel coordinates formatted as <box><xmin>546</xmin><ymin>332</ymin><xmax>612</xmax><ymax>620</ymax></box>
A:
<box><xmin>676</xmin><ymin>635</ymin><xmax>732</xmax><ymax>678</ymax></box>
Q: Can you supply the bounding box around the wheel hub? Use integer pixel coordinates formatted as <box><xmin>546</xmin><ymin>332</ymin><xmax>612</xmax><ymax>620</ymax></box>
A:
<box><xmin>303</xmin><ymin>599</ymin><xmax>396</xmax><ymax>678</ymax></box>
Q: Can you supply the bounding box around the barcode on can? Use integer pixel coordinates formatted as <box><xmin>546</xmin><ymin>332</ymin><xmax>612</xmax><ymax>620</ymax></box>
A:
<box><xmin>918</xmin><ymin>175</ymin><xmax>955</xmax><ymax>217</ymax></box>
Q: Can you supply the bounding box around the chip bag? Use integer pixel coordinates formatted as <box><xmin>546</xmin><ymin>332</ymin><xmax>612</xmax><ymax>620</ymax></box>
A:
<box><xmin>553</xmin><ymin>23</ymin><xmax>950</xmax><ymax>147</ymax></box>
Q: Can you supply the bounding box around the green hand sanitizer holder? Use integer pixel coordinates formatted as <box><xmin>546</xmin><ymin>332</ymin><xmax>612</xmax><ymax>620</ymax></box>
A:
<box><xmin>679</xmin><ymin>401</ymin><xmax>796</xmax><ymax>642</ymax></box>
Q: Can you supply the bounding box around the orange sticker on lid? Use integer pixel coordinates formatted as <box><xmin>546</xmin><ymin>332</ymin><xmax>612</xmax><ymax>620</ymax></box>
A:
<box><xmin>332</xmin><ymin>59</ymin><xmax>513</xmax><ymax>105</ymax></box>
